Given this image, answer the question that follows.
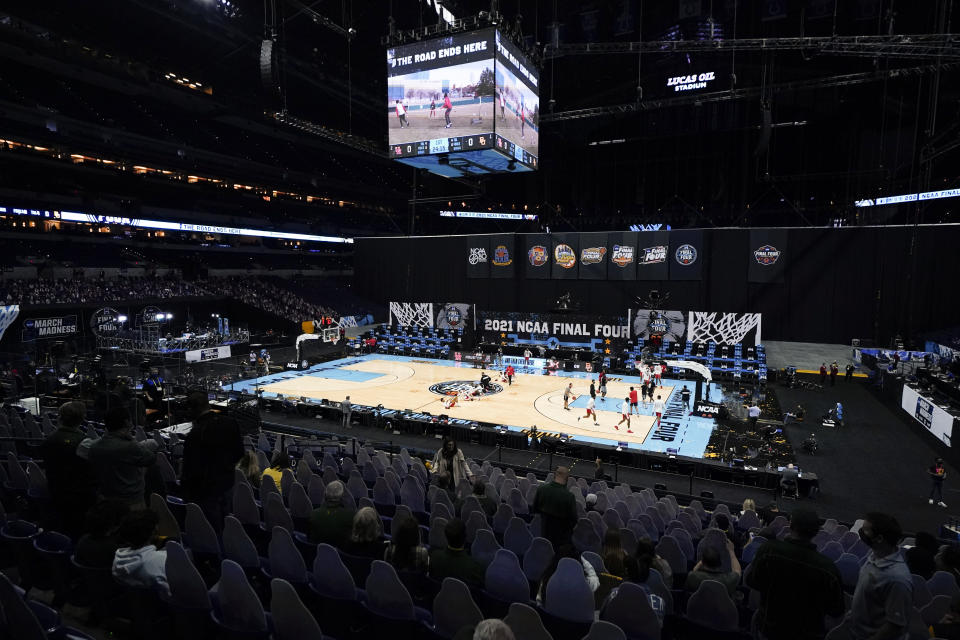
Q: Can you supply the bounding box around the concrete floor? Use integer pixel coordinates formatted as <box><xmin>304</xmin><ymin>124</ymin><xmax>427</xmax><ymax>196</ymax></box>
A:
<box><xmin>765</xmin><ymin>340</ymin><xmax>858</xmax><ymax>372</ymax></box>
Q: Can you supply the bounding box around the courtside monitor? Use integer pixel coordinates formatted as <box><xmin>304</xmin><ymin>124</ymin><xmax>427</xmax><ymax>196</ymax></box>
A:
<box><xmin>387</xmin><ymin>28</ymin><xmax>539</xmax><ymax>177</ymax></box>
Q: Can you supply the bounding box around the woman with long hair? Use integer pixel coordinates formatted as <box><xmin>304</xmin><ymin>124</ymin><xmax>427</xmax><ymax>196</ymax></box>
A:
<box><xmin>430</xmin><ymin>436</ymin><xmax>473</xmax><ymax>491</ymax></box>
<box><xmin>236</xmin><ymin>450</ymin><xmax>261</xmax><ymax>488</ymax></box>
<box><xmin>602</xmin><ymin>528</ymin><xmax>628</xmax><ymax>578</ymax></box>
<box><xmin>384</xmin><ymin>515</ymin><xmax>429</xmax><ymax>573</ymax></box>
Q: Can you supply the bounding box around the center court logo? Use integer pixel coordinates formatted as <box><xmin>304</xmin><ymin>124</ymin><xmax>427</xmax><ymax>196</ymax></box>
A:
<box><xmin>580</xmin><ymin>247</ymin><xmax>607</xmax><ymax>265</ymax></box>
<box><xmin>528</xmin><ymin>245</ymin><xmax>547</xmax><ymax>267</ymax></box>
<box><xmin>468</xmin><ymin>247</ymin><xmax>488</xmax><ymax>265</ymax></box>
<box><xmin>753</xmin><ymin>244</ymin><xmax>781</xmax><ymax>265</ymax></box>
<box><xmin>429</xmin><ymin>381</ymin><xmax>503</xmax><ymax>396</ymax></box>
<box><xmin>641</xmin><ymin>245</ymin><xmax>667</xmax><ymax>265</ymax></box>
<box><xmin>675</xmin><ymin>244</ymin><xmax>697</xmax><ymax>266</ymax></box>
<box><xmin>611</xmin><ymin>245</ymin><xmax>635</xmax><ymax>267</ymax></box>
<box><xmin>492</xmin><ymin>244</ymin><xmax>513</xmax><ymax>266</ymax></box>
<box><xmin>554</xmin><ymin>244</ymin><xmax>576</xmax><ymax>268</ymax></box>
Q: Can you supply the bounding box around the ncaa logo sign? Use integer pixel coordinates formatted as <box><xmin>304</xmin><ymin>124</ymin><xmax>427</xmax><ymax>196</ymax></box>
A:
<box><xmin>446</xmin><ymin>307</ymin><xmax>462</xmax><ymax>327</ymax></box>
<box><xmin>528</xmin><ymin>245</ymin><xmax>547</xmax><ymax>267</ymax></box>
<box><xmin>492</xmin><ymin>244</ymin><xmax>513</xmax><ymax>266</ymax></box>
<box><xmin>647</xmin><ymin>314</ymin><xmax>669</xmax><ymax>335</ymax></box>
<box><xmin>675</xmin><ymin>244</ymin><xmax>697</xmax><ymax>266</ymax></box>
<box><xmin>429</xmin><ymin>381</ymin><xmax>503</xmax><ymax>397</ymax></box>
<box><xmin>753</xmin><ymin>244</ymin><xmax>781</xmax><ymax>265</ymax></box>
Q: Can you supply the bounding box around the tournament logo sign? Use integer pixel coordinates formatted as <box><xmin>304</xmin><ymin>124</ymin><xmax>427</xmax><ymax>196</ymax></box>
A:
<box><xmin>492</xmin><ymin>245</ymin><xmax>513</xmax><ymax>267</ymax></box>
<box><xmin>753</xmin><ymin>244</ymin><xmax>781</xmax><ymax>266</ymax></box>
<box><xmin>641</xmin><ymin>245</ymin><xmax>667</xmax><ymax>265</ymax></box>
<box><xmin>580</xmin><ymin>247</ymin><xmax>607</xmax><ymax>265</ymax></box>
<box><xmin>445</xmin><ymin>306</ymin><xmax>462</xmax><ymax>328</ymax></box>
<box><xmin>675</xmin><ymin>244</ymin><xmax>698</xmax><ymax>266</ymax></box>
<box><xmin>611</xmin><ymin>244</ymin><xmax>635</xmax><ymax>267</ymax></box>
<box><xmin>646</xmin><ymin>311</ymin><xmax>670</xmax><ymax>336</ymax></box>
<box><xmin>468</xmin><ymin>247</ymin><xmax>488</xmax><ymax>265</ymax></box>
<box><xmin>528</xmin><ymin>245</ymin><xmax>547</xmax><ymax>267</ymax></box>
<box><xmin>554</xmin><ymin>244</ymin><xmax>576</xmax><ymax>269</ymax></box>
<box><xmin>429</xmin><ymin>380</ymin><xmax>503</xmax><ymax>397</ymax></box>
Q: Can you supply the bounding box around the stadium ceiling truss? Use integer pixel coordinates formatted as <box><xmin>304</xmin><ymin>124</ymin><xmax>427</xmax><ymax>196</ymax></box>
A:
<box><xmin>544</xmin><ymin>34</ymin><xmax>960</xmax><ymax>60</ymax></box>
<box><xmin>541</xmin><ymin>61</ymin><xmax>959</xmax><ymax>123</ymax></box>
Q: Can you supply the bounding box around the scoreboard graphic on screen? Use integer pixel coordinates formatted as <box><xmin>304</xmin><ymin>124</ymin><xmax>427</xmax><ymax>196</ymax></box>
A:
<box><xmin>386</xmin><ymin>28</ymin><xmax>539</xmax><ymax>177</ymax></box>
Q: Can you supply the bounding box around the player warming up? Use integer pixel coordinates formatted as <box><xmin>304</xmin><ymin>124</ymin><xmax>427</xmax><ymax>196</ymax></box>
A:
<box><xmin>563</xmin><ymin>383</ymin><xmax>574</xmax><ymax>410</ymax></box>
<box><xmin>578</xmin><ymin>396</ymin><xmax>599</xmax><ymax>426</ymax></box>
<box><xmin>616</xmin><ymin>397</ymin><xmax>633</xmax><ymax>433</ymax></box>
<box><xmin>629</xmin><ymin>386</ymin><xmax>639</xmax><ymax>415</ymax></box>
<box><xmin>443</xmin><ymin>92</ymin><xmax>453</xmax><ymax>128</ymax></box>
<box><xmin>653</xmin><ymin>394</ymin><xmax>666</xmax><ymax>427</ymax></box>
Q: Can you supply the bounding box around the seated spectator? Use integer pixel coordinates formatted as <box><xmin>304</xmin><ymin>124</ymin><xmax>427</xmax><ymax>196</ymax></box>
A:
<box><xmin>42</xmin><ymin>400</ymin><xmax>98</xmax><ymax>537</ymax></box>
<box><xmin>87</xmin><ymin>406</ymin><xmax>159</xmax><ymax>508</ymax></box>
<box><xmin>344</xmin><ymin>507</ymin><xmax>386</xmax><ymax>559</ymax></box>
<box><xmin>606</xmin><ymin>537</ymin><xmax>666</xmax><ymax>625</ymax></box>
<box><xmin>936</xmin><ymin>543</ymin><xmax>960</xmax><ymax>581</ymax></box>
<box><xmin>712</xmin><ymin>513</ymin><xmax>744</xmax><ymax>557</ymax></box>
<box><xmin>744</xmin><ymin>508</ymin><xmax>844</xmax><ymax>640</ymax></box>
<box><xmin>537</xmin><ymin>545</ymin><xmax>599</xmax><ymax>605</ymax></box>
<box><xmin>584</xmin><ymin>493</ymin><xmax>598</xmax><ymax>512</ymax></box>
<box><xmin>457</xmin><ymin>479</ymin><xmax>497</xmax><ymax>519</ymax></box>
<box><xmin>629</xmin><ymin>537</ymin><xmax>673</xmax><ymax>589</ymax></box>
<box><xmin>236</xmin><ymin>450</ymin><xmax>262</xmax><ymax>488</ymax></box>
<box><xmin>385</xmin><ymin>515</ymin><xmax>429</xmax><ymax>573</ymax></box>
<box><xmin>602</xmin><ymin>528</ymin><xmax>629</xmax><ymax>578</ymax></box>
<box><xmin>741</xmin><ymin>498</ymin><xmax>757</xmax><ymax>515</ymax></box>
<box><xmin>456</xmin><ymin>619</ymin><xmax>516</xmax><ymax>640</ymax></box>
<box><xmin>261</xmin><ymin>451</ymin><xmax>292</xmax><ymax>492</ymax></box>
<box><xmin>112</xmin><ymin>510</ymin><xmax>169</xmax><ymax>595</ymax></box>
<box><xmin>308</xmin><ymin>480</ymin><xmax>355</xmax><ymax>547</ymax></box>
<box><xmin>685</xmin><ymin>539</ymin><xmax>741</xmax><ymax>599</ymax></box>
<box><xmin>931</xmin><ymin>595</ymin><xmax>960</xmax><ymax>640</ymax></box>
<box><xmin>75</xmin><ymin>499</ymin><xmax>131</xmax><ymax>568</ymax></box>
<box><xmin>429</xmin><ymin>518</ymin><xmax>484</xmax><ymax>587</ymax></box>
<box><xmin>905</xmin><ymin>531</ymin><xmax>939</xmax><ymax>580</ymax></box>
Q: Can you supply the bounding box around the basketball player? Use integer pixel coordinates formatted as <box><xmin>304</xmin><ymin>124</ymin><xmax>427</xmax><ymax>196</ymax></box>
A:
<box><xmin>589</xmin><ymin>379</ymin><xmax>596</xmax><ymax>403</ymax></box>
<box><xmin>518</xmin><ymin>97</ymin><xmax>525</xmax><ymax>139</ymax></box>
<box><xmin>653</xmin><ymin>395</ymin><xmax>665</xmax><ymax>427</ymax></box>
<box><xmin>563</xmin><ymin>383</ymin><xmax>574</xmax><ymax>410</ymax></box>
<box><xmin>443</xmin><ymin>394</ymin><xmax>458</xmax><ymax>410</ymax></box>
<box><xmin>681</xmin><ymin>385</ymin><xmax>691</xmax><ymax>410</ymax></box>
<box><xmin>523</xmin><ymin>347</ymin><xmax>532</xmax><ymax>366</ymax></box>
<box><xmin>395</xmin><ymin>100</ymin><xmax>409</xmax><ymax>128</ymax></box>
<box><xmin>443</xmin><ymin>92</ymin><xmax>453</xmax><ymax>128</ymax></box>
<box><xmin>429</xmin><ymin>98</ymin><xmax>436</xmax><ymax>118</ymax></box>
<box><xmin>598</xmin><ymin>370</ymin><xmax>607</xmax><ymax>401</ymax></box>
<box><xmin>629</xmin><ymin>386</ymin><xmax>639</xmax><ymax>415</ymax></box>
<box><xmin>653</xmin><ymin>362</ymin><xmax>663</xmax><ymax>386</ymax></box>
<box><xmin>616</xmin><ymin>397</ymin><xmax>632</xmax><ymax>433</ymax></box>
<box><xmin>578</xmin><ymin>396</ymin><xmax>598</xmax><ymax>426</ymax></box>
<box><xmin>499</xmin><ymin>91</ymin><xmax>505</xmax><ymax>118</ymax></box>
<box><xmin>505</xmin><ymin>364</ymin><xmax>515</xmax><ymax>386</ymax></box>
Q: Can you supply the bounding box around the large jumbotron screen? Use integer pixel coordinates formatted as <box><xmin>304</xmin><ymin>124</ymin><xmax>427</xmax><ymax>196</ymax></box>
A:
<box><xmin>387</xmin><ymin>28</ymin><xmax>538</xmax><ymax>175</ymax></box>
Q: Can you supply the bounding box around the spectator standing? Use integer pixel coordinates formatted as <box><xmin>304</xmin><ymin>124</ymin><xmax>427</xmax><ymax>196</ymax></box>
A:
<box><xmin>819</xmin><ymin>363</ymin><xmax>828</xmax><ymax>384</ymax></box>
<box><xmin>745</xmin><ymin>508</ymin><xmax>845</xmax><ymax>640</ymax></box>
<box><xmin>42</xmin><ymin>401</ymin><xmax>98</xmax><ymax>536</ymax></box>
<box><xmin>429</xmin><ymin>518</ymin><xmax>484</xmax><ymax>587</ymax></box>
<box><xmin>532</xmin><ymin>466</ymin><xmax>578</xmax><ymax>550</ymax></box>
<box><xmin>180</xmin><ymin>392</ymin><xmax>244</xmax><ymax>532</ymax></box>
<box><xmin>308</xmin><ymin>480</ymin><xmax>355</xmax><ymax>547</ymax></box>
<box><xmin>830</xmin><ymin>361</ymin><xmax>840</xmax><ymax>386</ymax></box>
<box><xmin>684</xmin><ymin>539</ymin><xmax>741</xmax><ymax>599</ymax></box>
<box><xmin>929</xmin><ymin>457</ymin><xmax>948</xmax><ymax>507</ymax></box>
<box><xmin>431</xmin><ymin>437</ymin><xmax>474</xmax><ymax>489</ymax></box>
<box><xmin>748</xmin><ymin>403</ymin><xmax>761</xmax><ymax>429</ymax></box>
<box><xmin>846</xmin><ymin>363</ymin><xmax>856</xmax><ymax>380</ymax></box>
<box><xmin>341</xmin><ymin>396</ymin><xmax>352</xmax><ymax>429</ymax></box>
<box><xmin>88</xmin><ymin>406</ymin><xmax>158</xmax><ymax>508</ymax></box>
<box><xmin>844</xmin><ymin>512</ymin><xmax>913</xmax><ymax>640</ymax></box>
<box><xmin>112</xmin><ymin>510</ymin><xmax>169</xmax><ymax>595</ymax></box>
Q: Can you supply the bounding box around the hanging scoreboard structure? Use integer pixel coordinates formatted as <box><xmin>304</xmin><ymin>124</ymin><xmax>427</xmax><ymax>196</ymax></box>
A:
<box><xmin>387</xmin><ymin>29</ymin><xmax>539</xmax><ymax>177</ymax></box>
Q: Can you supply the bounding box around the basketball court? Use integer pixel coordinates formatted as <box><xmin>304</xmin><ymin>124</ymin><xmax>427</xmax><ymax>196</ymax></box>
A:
<box><xmin>228</xmin><ymin>354</ymin><xmax>719</xmax><ymax>456</ymax></box>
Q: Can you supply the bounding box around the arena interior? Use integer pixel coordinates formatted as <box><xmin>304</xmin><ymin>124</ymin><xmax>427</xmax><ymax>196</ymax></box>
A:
<box><xmin>2</xmin><ymin>1</ymin><xmax>960</xmax><ymax>639</ymax></box>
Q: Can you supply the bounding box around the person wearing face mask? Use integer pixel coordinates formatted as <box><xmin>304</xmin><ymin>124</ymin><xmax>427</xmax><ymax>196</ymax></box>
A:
<box><xmin>842</xmin><ymin>513</ymin><xmax>913</xmax><ymax>640</ymax></box>
<box><xmin>929</xmin><ymin>458</ymin><xmax>948</xmax><ymax>507</ymax></box>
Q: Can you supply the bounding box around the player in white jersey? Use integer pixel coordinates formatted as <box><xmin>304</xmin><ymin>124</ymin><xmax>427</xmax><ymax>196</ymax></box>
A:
<box><xmin>653</xmin><ymin>395</ymin><xmax>666</xmax><ymax>427</ymax></box>
<box><xmin>616</xmin><ymin>397</ymin><xmax>632</xmax><ymax>433</ymax></box>
<box><xmin>578</xmin><ymin>396</ymin><xmax>598</xmax><ymax>426</ymax></box>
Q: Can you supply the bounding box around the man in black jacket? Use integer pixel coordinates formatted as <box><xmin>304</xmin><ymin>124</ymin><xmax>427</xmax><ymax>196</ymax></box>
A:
<box><xmin>745</xmin><ymin>508</ymin><xmax>844</xmax><ymax>640</ymax></box>
<box><xmin>532</xmin><ymin>466</ymin><xmax>577</xmax><ymax>550</ymax></box>
<box><xmin>180</xmin><ymin>392</ymin><xmax>245</xmax><ymax>532</ymax></box>
<box><xmin>42</xmin><ymin>401</ymin><xmax>97</xmax><ymax>536</ymax></box>
<box><xmin>88</xmin><ymin>406</ymin><xmax>158</xmax><ymax>508</ymax></box>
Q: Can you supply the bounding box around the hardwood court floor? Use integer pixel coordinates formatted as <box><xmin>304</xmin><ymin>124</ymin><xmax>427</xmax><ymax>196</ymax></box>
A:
<box><xmin>260</xmin><ymin>357</ymin><xmax>670</xmax><ymax>445</ymax></box>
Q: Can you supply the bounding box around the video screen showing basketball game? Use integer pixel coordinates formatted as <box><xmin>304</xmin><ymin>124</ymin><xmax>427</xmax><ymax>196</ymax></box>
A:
<box><xmin>387</xmin><ymin>29</ymin><xmax>496</xmax><ymax>159</ymax></box>
<box><xmin>493</xmin><ymin>30</ymin><xmax>539</xmax><ymax>168</ymax></box>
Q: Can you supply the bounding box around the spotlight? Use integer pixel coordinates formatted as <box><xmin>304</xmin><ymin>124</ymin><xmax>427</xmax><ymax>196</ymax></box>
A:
<box><xmin>155</xmin><ymin>313</ymin><xmax>165</xmax><ymax>321</ymax></box>
<box><xmin>117</xmin><ymin>315</ymin><xmax>128</xmax><ymax>323</ymax></box>
<box><xmin>165</xmin><ymin>313</ymin><xmax>174</xmax><ymax>320</ymax></box>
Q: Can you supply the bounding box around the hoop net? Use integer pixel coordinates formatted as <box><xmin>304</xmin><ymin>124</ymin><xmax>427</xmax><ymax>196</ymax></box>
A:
<box><xmin>389</xmin><ymin>302</ymin><xmax>434</xmax><ymax>328</ymax></box>
<box><xmin>0</xmin><ymin>305</ymin><xmax>19</xmax><ymax>342</ymax></box>
<box><xmin>688</xmin><ymin>312</ymin><xmax>761</xmax><ymax>344</ymax></box>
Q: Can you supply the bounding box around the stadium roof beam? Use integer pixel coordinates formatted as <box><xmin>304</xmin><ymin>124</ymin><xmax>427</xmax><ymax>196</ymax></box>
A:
<box><xmin>541</xmin><ymin>62</ymin><xmax>959</xmax><ymax>123</ymax></box>
<box><xmin>545</xmin><ymin>34</ymin><xmax>960</xmax><ymax>60</ymax></box>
